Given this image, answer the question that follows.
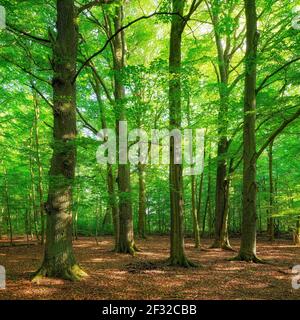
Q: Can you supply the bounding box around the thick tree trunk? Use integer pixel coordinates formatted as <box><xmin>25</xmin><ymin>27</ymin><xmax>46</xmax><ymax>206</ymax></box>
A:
<box><xmin>168</xmin><ymin>0</ymin><xmax>194</xmax><ymax>267</ymax></box>
<box><xmin>33</xmin><ymin>0</ymin><xmax>86</xmax><ymax>281</ymax></box>
<box><xmin>234</xmin><ymin>0</ymin><xmax>260</xmax><ymax>262</ymax></box>
<box><xmin>111</xmin><ymin>6</ymin><xmax>137</xmax><ymax>254</ymax></box>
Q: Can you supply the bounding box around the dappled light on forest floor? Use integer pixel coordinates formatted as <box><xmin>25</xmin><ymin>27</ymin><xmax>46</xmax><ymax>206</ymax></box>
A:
<box><xmin>0</xmin><ymin>236</ymin><xmax>300</xmax><ymax>300</ymax></box>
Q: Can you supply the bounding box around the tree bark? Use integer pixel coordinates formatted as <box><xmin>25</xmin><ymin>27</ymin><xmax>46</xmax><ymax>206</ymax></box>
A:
<box><xmin>33</xmin><ymin>0</ymin><xmax>86</xmax><ymax>281</ymax></box>
<box><xmin>138</xmin><ymin>163</ymin><xmax>146</xmax><ymax>238</ymax></box>
<box><xmin>168</xmin><ymin>0</ymin><xmax>194</xmax><ymax>267</ymax></box>
<box><xmin>210</xmin><ymin>7</ymin><xmax>232</xmax><ymax>250</ymax></box>
<box><xmin>267</xmin><ymin>140</ymin><xmax>274</xmax><ymax>241</ymax></box>
<box><xmin>33</xmin><ymin>94</ymin><xmax>46</xmax><ymax>245</ymax></box>
<box><xmin>234</xmin><ymin>0</ymin><xmax>260</xmax><ymax>262</ymax></box>
<box><xmin>111</xmin><ymin>6</ymin><xmax>137</xmax><ymax>254</ymax></box>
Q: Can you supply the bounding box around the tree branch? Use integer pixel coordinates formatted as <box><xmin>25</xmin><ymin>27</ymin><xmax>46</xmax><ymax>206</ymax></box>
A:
<box><xmin>256</xmin><ymin>107</ymin><xmax>300</xmax><ymax>158</ymax></box>
<box><xmin>256</xmin><ymin>57</ymin><xmax>300</xmax><ymax>94</ymax></box>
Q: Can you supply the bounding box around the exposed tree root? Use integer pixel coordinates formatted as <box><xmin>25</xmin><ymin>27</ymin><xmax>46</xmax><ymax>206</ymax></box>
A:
<box><xmin>116</xmin><ymin>242</ymin><xmax>139</xmax><ymax>256</ymax></box>
<box><xmin>228</xmin><ymin>253</ymin><xmax>266</xmax><ymax>264</ymax></box>
<box><xmin>31</xmin><ymin>264</ymin><xmax>88</xmax><ymax>283</ymax></box>
<box><xmin>221</xmin><ymin>244</ymin><xmax>236</xmax><ymax>252</ymax></box>
<box><xmin>167</xmin><ymin>256</ymin><xmax>199</xmax><ymax>268</ymax></box>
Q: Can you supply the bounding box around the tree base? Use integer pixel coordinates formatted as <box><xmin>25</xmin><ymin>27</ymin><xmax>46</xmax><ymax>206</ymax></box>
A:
<box><xmin>229</xmin><ymin>253</ymin><xmax>266</xmax><ymax>263</ymax></box>
<box><xmin>32</xmin><ymin>264</ymin><xmax>88</xmax><ymax>283</ymax></box>
<box><xmin>210</xmin><ymin>240</ymin><xmax>234</xmax><ymax>251</ymax></box>
<box><xmin>167</xmin><ymin>256</ymin><xmax>199</xmax><ymax>268</ymax></box>
<box><xmin>116</xmin><ymin>242</ymin><xmax>139</xmax><ymax>256</ymax></box>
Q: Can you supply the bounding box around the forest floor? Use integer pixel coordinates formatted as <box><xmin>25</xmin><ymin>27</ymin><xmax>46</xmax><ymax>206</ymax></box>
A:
<box><xmin>0</xmin><ymin>235</ymin><xmax>299</xmax><ymax>300</ymax></box>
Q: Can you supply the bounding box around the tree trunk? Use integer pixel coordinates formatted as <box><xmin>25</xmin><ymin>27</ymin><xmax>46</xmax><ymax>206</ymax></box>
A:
<box><xmin>168</xmin><ymin>0</ymin><xmax>194</xmax><ymax>267</ymax></box>
<box><xmin>33</xmin><ymin>93</ymin><xmax>46</xmax><ymax>245</ymax></box>
<box><xmin>3</xmin><ymin>167</ymin><xmax>13</xmax><ymax>246</ymax></box>
<box><xmin>111</xmin><ymin>6</ymin><xmax>137</xmax><ymax>254</ymax></box>
<box><xmin>210</xmin><ymin>8</ymin><xmax>232</xmax><ymax>250</ymax></box>
<box><xmin>267</xmin><ymin>140</ymin><xmax>274</xmax><ymax>241</ymax></box>
<box><xmin>191</xmin><ymin>175</ymin><xmax>200</xmax><ymax>247</ymax></box>
<box><xmin>91</xmin><ymin>72</ymin><xmax>119</xmax><ymax>250</ymax></box>
<box><xmin>138</xmin><ymin>163</ymin><xmax>146</xmax><ymax>239</ymax></box>
<box><xmin>234</xmin><ymin>0</ymin><xmax>260</xmax><ymax>262</ymax></box>
<box><xmin>33</xmin><ymin>0</ymin><xmax>86</xmax><ymax>281</ymax></box>
<box><xmin>29</xmin><ymin>131</ymin><xmax>40</xmax><ymax>242</ymax></box>
<box><xmin>293</xmin><ymin>217</ymin><xmax>300</xmax><ymax>245</ymax></box>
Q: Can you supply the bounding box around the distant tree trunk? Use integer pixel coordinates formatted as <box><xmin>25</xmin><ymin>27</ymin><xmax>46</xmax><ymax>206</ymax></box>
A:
<box><xmin>33</xmin><ymin>0</ymin><xmax>86</xmax><ymax>281</ymax></box>
<box><xmin>3</xmin><ymin>167</ymin><xmax>13</xmax><ymax>246</ymax></box>
<box><xmin>191</xmin><ymin>175</ymin><xmax>200</xmax><ymax>247</ymax></box>
<box><xmin>138</xmin><ymin>163</ymin><xmax>146</xmax><ymax>238</ymax></box>
<box><xmin>186</xmin><ymin>93</ymin><xmax>200</xmax><ymax>248</ymax></box>
<box><xmin>235</xmin><ymin>0</ymin><xmax>260</xmax><ymax>262</ymax></box>
<box><xmin>168</xmin><ymin>0</ymin><xmax>194</xmax><ymax>266</ymax></box>
<box><xmin>293</xmin><ymin>217</ymin><xmax>300</xmax><ymax>245</ymax></box>
<box><xmin>91</xmin><ymin>72</ymin><xmax>119</xmax><ymax>250</ymax></box>
<box><xmin>33</xmin><ymin>93</ymin><xmax>45</xmax><ymax>245</ymax></box>
<box><xmin>267</xmin><ymin>140</ymin><xmax>274</xmax><ymax>241</ymax></box>
<box><xmin>95</xmin><ymin>204</ymin><xmax>101</xmax><ymax>246</ymax></box>
<box><xmin>111</xmin><ymin>6</ymin><xmax>137</xmax><ymax>254</ymax></box>
<box><xmin>197</xmin><ymin>171</ymin><xmax>204</xmax><ymax>232</ymax></box>
<box><xmin>29</xmin><ymin>131</ymin><xmax>40</xmax><ymax>242</ymax></box>
<box><xmin>204</xmin><ymin>152</ymin><xmax>213</xmax><ymax>237</ymax></box>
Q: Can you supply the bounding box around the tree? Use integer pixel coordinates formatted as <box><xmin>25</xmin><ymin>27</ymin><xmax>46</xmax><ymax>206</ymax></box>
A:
<box><xmin>33</xmin><ymin>0</ymin><xmax>86</xmax><ymax>281</ymax></box>
<box><xmin>234</xmin><ymin>0</ymin><xmax>260</xmax><ymax>262</ymax></box>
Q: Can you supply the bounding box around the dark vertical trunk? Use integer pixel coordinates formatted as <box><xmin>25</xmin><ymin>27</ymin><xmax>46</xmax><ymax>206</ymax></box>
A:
<box><xmin>235</xmin><ymin>0</ymin><xmax>260</xmax><ymax>262</ymax></box>
<box><xmin>91</xmin><ymin>73</ymin><xmax>119</xmax><ymax>250</ymax></box>
<box><xmin>210</xmin><ymin>9</ymin><xmax>232</xmax><ymax>250</ymax></box>
<box><xmin>3</xmin><ymin>167</ymin><xmax>13</xmax><ymax>246</ymax></box>
<box><xmin>138</xmin><ymin>163</ymin><xmax>146</xmax><ymax>238</ymax></box>
<box><xmin>204</xmin><ymin>152</ymin><xmax>213</xmax><ymax>237</ymax></box>
<box><xmin>33</xmin><ymin>94</ymin><xmax>45</xmax><ymax>245</ymax></box>
<box><xmin>267</xmin><ymin>141</ymin><xmax>274</xmax><ymax>241</ymax></box>
<box><xmin>29</xmin><ymin>130</ymin><xmax>40</xmax><ymax>242</ymax></box>
<box><xmin>187</xmin><ymin>93</ymin><xmax>200</xmax><ymax>248</ymax></box>
<box><xmin>294</xmin><ymin>217</ymin><xmax>300</xmax><ymax>245</ymax></box>
<box><xmin>191</xmin><ymin>175</ymin><xmax>200</xmax><ymax>247</ymax></box>
<box><xmin>111</xmin><ymin>6</ymin><xmax>136</xmax><ymax>254</ymax></box>
<box><xmin>33</xmin><ymin>0</ymin><xmax>86</xmax><ymax>281</ymax></box>
<box><xmin>168</xmin><ymin>0</ymin><xmax>194</xmax><ymax>266</ymax></box>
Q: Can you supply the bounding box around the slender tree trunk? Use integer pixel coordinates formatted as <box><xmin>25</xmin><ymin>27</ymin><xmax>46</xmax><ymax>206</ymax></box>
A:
<box><xmin>111</xmin><ymin>6</ymin><xmax>137</xmax><ymax>254</ymax></box>
<box><xmin>210</xmin><ymin>9</ymin><xmax>232</xmax><ymax>250</ymax></box>
<box><xmin>267</xmin><ymin>140</ymin><xmax>274</xmax><ymax>241</ymax></box>
<box><xmin>191</xmin><ymin>175</ymin><xmax>200</xmax><ymax>247</ymax></box>
<box><xmin>138</xmin><ymin>163</ymin><xmax>146</xmax><ymax>238</ymax></box>
<box><xmin>33</xmin><ymin>0</ymin><xmax>86</xmax><ymax>281</ymax></box>
<box><xmin>3</xmin><ymin>167</ymin><xmax>13</xmax><ymax>246</ymax></box>
<box><xmin>234</xmin><ymin>0</ymin><xmax>260</xmax><ymax>262</ymax></box>
<box><xmin>29</xmin><ymin>131</ymin><xmax>40</xmax><ymax>242</ymax></box>
<box><xmin>33</xmin><ymin>94</ymin><xmax>45</xmax><ymax>245</ymax></box>
<box><xmin>293</xmin><ymin>217</ymin><xmax>300</xmax><ymax>245</ymax></box>
<box><xmin>91</xmin><ymin>73</ymin><xmax>119</xmax><ymax>250</ymax></box>
<box><xmin>186</xmin><ymin>93</ymin><xmax>200</xmax><ymax>248</ymax></box>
